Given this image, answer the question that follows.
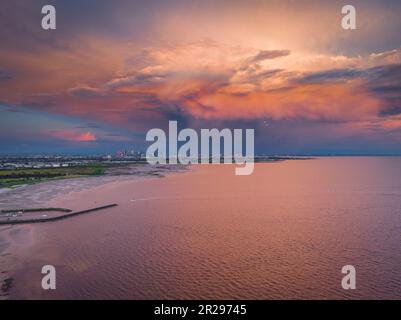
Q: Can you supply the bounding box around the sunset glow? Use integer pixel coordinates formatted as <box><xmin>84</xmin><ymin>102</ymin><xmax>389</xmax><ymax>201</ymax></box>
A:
<box><xmin>1</xmin><ymin>0</ymin><xmax>400</xmax><ymax>154</ymax></box>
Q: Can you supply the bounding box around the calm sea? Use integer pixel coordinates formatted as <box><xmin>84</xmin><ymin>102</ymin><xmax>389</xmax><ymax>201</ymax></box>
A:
<box><xmin>4</xmin><ymin>157</ymin><xmax>401</xmax><ymax>299</ymax></box>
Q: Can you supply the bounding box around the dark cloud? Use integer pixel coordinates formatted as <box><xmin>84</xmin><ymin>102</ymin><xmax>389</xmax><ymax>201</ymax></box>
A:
<box><xmin>239</xmin><ymin>68</ymin><xmax>283</xmax><ymax>83</ymax></box>
<box><xmin>105</xmin><ymin>71</ymin><xmax>171</xmax><ymax>89</ymax></box>
<box><xmin>249</xmin><ymin>50</ymin><xmax>290</xmax><ymax>63</ymax></box>
<box><xmin>0</xmin><ymin>0</ymin><xmax>167</xmax><ymax>51</ymax></box>
<box><xmin>75</xmin><ymin>122</ymin><xmax>101</xmax><ymax>129</ymax></box>
<box><xmin>5</xmin><ymin>108</ymin><xmax>23</xmax><ymax>113</ymax></box>
<box><xmin>365</xmin><ymin>64</ymin><xmax>401</xmax><ymax>115</ymax></box>
<box><xmin>296</xmin><ymin>64</ymin><xmax>401</xmax><ymax>85</ymax></box>
<box><xmin>365</xmin><ymin>64</ymin><xmax>401</xmax><ymax>86</ymax></box>
<box><xmin>295</xmin><ymin>63</ymin><xmax>401</xmax><ymax>116</ymax></box>
<box><xmin>0</xmin><ymin>69</ymin><xmax>12</xmax><ymax>81</ymax></box>
<box><xmin>68</xmin><ymin>86</ymin><xmax>103</xmax><ymax>98</ymax></box>
<box><xmin>296</xmin><ymin>69</ymin><xmax>363</xmax><ymax>84</ymax></box>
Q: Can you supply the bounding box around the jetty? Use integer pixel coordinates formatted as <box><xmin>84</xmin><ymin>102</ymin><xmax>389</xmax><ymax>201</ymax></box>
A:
<box><xmin>0</xmin><ymin>204</ymin><xmax>118</xmax><ymax>225</ymax></box>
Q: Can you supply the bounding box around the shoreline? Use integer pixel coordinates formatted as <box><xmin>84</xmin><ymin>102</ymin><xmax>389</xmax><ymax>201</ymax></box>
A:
<box><xmin>0</xmin><ymin>225</ymin><xmax>27</xmax><ymax>299</ymax></box>
<box><xmin>0</xmin><ymin>226</ymin><xmax>10</xmax><ymax>299</ymax></box>
<box><xmin>0</xmin><ymin>161</ymin><xmax>187</xmax><ymax>188</ymax></box>
<box><xmin>0</xmin><ymin>163</ymin><xmax>189</xmax><ymax>299</ymax></box>
<box><xmin>0</xmin><ymin>163</ymin><xmax>188</xmax><ymax>210</ymax></box>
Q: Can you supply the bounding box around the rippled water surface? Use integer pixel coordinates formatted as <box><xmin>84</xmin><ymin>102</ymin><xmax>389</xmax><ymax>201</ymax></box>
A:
<box><xmin>2</xmin><ymin>158</ymin><xmax>401</xmax><ymax>299</ymax></box>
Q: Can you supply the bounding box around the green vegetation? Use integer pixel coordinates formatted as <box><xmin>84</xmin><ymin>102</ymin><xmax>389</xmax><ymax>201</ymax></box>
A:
<box><xmin>0</xmin><ymin>164</ymin><xmax>105</xmax><ymax>189</ymax></box>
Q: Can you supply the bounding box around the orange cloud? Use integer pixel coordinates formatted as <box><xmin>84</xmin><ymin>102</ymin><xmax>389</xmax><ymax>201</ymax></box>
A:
<box><xmin>185</xmin><ymin>82</ymin><xmax>381</xmax><ymax>121</ymax></box>
<box><xmin>1</xmin><ymin>34</ymin><xmax>400</xmax><ymax>135</ymax></box>
<box><xmin>78</xmin><ymin>132</ymin><xmax>97</xmax><ymax>141</ymax></box>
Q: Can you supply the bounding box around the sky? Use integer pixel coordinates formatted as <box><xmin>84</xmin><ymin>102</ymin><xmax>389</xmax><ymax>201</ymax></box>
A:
<box><xmin>1</xmin><ymin>0</ymin><xmax>401</xmax><ymax>155</ymax></box>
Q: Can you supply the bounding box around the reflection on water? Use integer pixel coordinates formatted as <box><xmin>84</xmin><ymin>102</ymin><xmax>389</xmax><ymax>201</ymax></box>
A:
<box><xmin>3</xmin><ymin>157</ymin><xmax>401</xmax><ymax>299</ymax></box>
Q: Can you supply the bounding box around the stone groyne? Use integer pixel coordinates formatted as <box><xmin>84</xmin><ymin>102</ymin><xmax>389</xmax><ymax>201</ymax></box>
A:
<box><xmin>0</xmin><ymin>204</ymin><xmax>118</xmax><ymax>225</ymax></box>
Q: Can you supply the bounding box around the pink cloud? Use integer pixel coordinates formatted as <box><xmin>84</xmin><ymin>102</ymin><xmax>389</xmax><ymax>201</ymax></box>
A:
<box><xmin>78</xmin><ymin>131</ymin><xmax>96</xmax><ymax>141</ymax></box>
<box><xmin>48</xmin><ymin>130</ymin><xmax>96</xmax><ymax>142</ymax></box>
